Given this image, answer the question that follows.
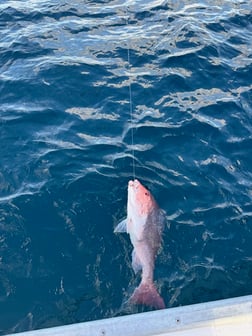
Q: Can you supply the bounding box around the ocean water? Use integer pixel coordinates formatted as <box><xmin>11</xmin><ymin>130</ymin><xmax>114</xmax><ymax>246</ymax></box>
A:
<box><xmin>0</xmin><ymin>0</ymin><xmax>252</xmax><ymax>334</ymax></box>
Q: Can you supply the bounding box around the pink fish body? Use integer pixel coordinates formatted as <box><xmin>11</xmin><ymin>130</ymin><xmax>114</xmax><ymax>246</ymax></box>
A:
<box><xmin>115</xmin><ymin>179</ymin><xmax>165</xmax><ymax>309</ymax></box>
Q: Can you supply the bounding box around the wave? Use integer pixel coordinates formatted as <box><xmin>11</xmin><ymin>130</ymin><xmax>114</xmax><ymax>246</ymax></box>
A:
<box><xmin>1</xmin><ymin>0</ymin><xmax>252</xmax><ymax>333</ymax></box>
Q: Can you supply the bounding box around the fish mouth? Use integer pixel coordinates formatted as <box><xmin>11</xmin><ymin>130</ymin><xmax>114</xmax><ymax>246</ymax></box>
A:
<box><xmin>128</xmin><ymin>179</ymin><xmax>140</xmax><ymax>188</ymax></box>
<box><xmin>128</xmin><ymin>180</ymin><xmax>140</xmax><ymax>196</ymax></box>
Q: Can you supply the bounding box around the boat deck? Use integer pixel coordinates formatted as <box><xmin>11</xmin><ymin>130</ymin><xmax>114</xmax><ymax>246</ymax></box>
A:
<box><xmin>6</xmin><ymin>295</ymin><xmax>252</xmax><ymax>336</ymax></box>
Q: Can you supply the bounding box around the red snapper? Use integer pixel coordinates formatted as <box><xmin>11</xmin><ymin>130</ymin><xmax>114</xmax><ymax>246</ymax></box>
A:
<box><xmin>115</xmin><ymin>179</ymin><xmax>165</xmax><ymax>309</ymax></box>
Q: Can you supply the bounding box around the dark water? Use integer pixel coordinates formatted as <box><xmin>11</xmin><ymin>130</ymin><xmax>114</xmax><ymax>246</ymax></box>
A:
<box><xmin>0</xmin><ymin>0</ymin><xmax>252</xmax><ymax>334</ymax></box>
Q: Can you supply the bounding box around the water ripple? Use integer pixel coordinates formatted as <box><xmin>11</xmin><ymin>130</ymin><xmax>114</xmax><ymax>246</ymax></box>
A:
<box><xmin>1</xmin><ymin>0</ymin><xmax>252</xmax><ymax>333</ymax></box>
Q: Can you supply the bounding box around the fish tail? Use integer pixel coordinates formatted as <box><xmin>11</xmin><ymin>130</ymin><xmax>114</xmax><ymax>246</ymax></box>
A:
<box><xmin>129</xmin><ymin>281</ymin><xmax>165</xmax><ymax>310</ymax></box>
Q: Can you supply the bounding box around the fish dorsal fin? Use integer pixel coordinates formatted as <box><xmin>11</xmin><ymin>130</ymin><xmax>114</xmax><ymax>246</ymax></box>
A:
<box><xmin>114</xmin><ymin>219</ymin><xmax>127</xmax><ymax>233</ymax></box>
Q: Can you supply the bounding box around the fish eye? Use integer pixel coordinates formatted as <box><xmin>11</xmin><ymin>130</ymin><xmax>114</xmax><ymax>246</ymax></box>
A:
<box><xmin>145</xmin><ymin>192</ymin><xmax>149</xmax><ymax>196</ymax></box>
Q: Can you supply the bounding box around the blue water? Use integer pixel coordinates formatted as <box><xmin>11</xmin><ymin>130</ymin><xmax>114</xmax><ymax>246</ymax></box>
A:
<box><xmin>0</xmin><ymin>0</ymin><xmax>252</xmax><ymax>334</ymax></box>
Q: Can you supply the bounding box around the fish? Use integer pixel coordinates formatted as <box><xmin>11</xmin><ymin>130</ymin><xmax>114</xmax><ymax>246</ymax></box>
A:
<box><xmin>114</xmin><ymin>179</ymin><xmax>165</xmax><ymax>310</ymax></box>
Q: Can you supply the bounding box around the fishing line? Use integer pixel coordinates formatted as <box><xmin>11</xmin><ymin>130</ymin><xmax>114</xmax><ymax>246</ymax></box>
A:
<box><xmin>126</xmin><ymin>8</ymin><xmax>136</xmax><ymax>180</ymax></box>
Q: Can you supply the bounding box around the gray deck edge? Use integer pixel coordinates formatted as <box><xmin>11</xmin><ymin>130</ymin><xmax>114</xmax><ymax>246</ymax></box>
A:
<box><xmin>6</xmin><ymin>295</ymin><xmax>252</xmax><ymax>336</ymax></box>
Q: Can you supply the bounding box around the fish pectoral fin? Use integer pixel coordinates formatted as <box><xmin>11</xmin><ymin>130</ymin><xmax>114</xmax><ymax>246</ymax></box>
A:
<box><xmin>114</xmin><ymin>219</ymin><xmax>127</xmax><ymax>233</ymax></box>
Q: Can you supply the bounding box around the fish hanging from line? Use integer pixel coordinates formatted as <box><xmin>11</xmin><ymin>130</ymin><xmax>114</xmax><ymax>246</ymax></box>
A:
<box><xmin>114</xmin><ymin>179</ymin><xmax>165</xmax><ymax>310</ymax></box>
